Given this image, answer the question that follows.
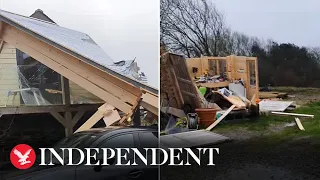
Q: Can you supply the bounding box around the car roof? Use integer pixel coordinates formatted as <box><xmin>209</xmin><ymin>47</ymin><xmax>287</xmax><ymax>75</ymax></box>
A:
<box><xmin>77</xmin><ymin>126</ymin><xmax>158</xmax><ymax>136</ymax></box>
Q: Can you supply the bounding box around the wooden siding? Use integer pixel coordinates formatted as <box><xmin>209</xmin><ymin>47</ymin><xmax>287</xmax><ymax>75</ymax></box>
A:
<box><xmin>0</xmin><ymin>42</ymin><xmax>20</xmax><ymax>106</ymax></box>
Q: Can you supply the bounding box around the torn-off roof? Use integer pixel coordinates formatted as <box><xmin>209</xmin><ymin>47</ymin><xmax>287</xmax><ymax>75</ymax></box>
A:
<box><xmin>0</xmin><ymin>10</ymin><xmax>114</xmax><ymax>66</ymax></box>
<box><xmin>0</xmin><ymin>9</ymin><xmax>157</xmax><ymax>94</ymax></box>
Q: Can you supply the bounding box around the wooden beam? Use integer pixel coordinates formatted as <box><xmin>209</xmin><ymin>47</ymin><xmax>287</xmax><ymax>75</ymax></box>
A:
<box><xmin>176</xmin><ymin>77</ymin><xmax>193</xmax><ymax>85</ymax></box>
<box><xmin>1</xmin><ymin>24</ymin><xmax>133</xmax><ymax>113</ymax></box>
<box><xmin>181</xmin><ymin>90</ymin><xmax>197</xmax><ymax>98</ymax></box>
<box><xmin>141</xmin><ymin>92</ymin><xmax>158</xmax><ymax>116</ymax></box>
<box><xmin>72</xmin><ymin>111</ymin><xmax>85</xmax><ymax>127</ymax></box>
<box><xmin>295</xmin><ymin>118</ymin><xmax>305</xmax><ymax>131</ymax></box>
<box><xmin>75</xmin><ymin>103</ymin><xmax>120</xmax><ymax>133</ymax></box>
<box><xmin>206</xmin><ymin>105</ymin><xmax>236</xmax><ymax>131</ymax></box>
<box><xmin>103</xmin><ymin>109</ymin><xmax>121</xmax><ymax>127</ymax></box>
<box><xmin>61</xmin><ymin>76</ymin><xmax>71</xmax><ymax>105</ymax></box>
<box><xmin>50</xmin><ymin>112</ymin><xmax>66</xmax><ymax>126</ymax></box>
<box><xmin>0</xmin><ymin>104</ymin><xmax>102</xmax><ymax>115</ymax></box>
<box><xmin>1</xmin><ymin>23</ymin><xmax>141</xmax><ymax>100</ymax></box>
<box><xmin>141</xmin><ymin>101</ymin><xmax>158</xmax><ymax>116</ymax></box>
<box><xmin>64</xmin><ymin>111</ymin><xmax>73</xmax><ymax>136</ymax></box>
<box><xmin>161</xmin><ymin>107</ymin><xmax>186</xmax><ymax>118</ymax></box>
<box><xmin>0</xmin><ymin>40</ymin><xmax>4</xmax><ymax>53</ymax></box>
<box><xmin>271</xmin><ymin>112</ymin><xmax>314</xmax><ymax>118</ymax></box>
<box><xmin>0</xmin><ymin>22</ymin><xmax>3</xmax><ymax>38</ymax></box>
<box><xmin>119</xmin><ymin>99</ymin><xmax>140</xmax><ymax>123</ymax></box>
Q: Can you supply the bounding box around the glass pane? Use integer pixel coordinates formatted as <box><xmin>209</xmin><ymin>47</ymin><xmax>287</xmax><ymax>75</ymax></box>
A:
<box><xmin>248</xmin><ymin>61</ymin><xmax>256</xmax><ymax>86</ymax></box>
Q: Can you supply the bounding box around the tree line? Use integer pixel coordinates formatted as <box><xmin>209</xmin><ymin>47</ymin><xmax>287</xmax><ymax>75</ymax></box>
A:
<box><xmin>161</xmin><ymin>0</ymin><xmax>320</xmax><ymax>87</ymax></box>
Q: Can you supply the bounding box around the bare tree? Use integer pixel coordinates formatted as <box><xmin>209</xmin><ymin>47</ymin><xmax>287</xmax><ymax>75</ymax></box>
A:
<box><xmin>161</xmin><ymin>0</ymin><xmax>227</xmax><ymax>57</ymax></box>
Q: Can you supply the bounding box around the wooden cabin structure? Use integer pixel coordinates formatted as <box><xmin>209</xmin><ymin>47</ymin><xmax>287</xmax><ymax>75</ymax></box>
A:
<box><xmin>160</xmin><ymin>53</ymin><xmax>201</xmax><ymax>110</ymax></box>
<box><xmin>0</xmin><ymin>9</ymin><xmax>158</xmax><ymax>136</ymax></box>
<box><xmin>186</xmin><ymin>55</ymin><xmax>259</xmax><ymax>101</ymax></box>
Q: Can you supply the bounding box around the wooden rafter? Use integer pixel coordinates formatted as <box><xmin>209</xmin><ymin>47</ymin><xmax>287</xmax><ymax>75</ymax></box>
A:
<box><xmin>1</xmin><ymin>23</ymin><xmax>141</xmax><ymax>113</ymax></box>
<box><xmin>0</xmin><ymin>104</ymin><xmax>102</xmax><ymax>114</ymax></box>
<box><xmin>74</xmin><ymin>103</ymin><xmax>121</xmax><ymax>133</ymax></box>
<box><xmin>141</xmin><ymin>92</ymin><xmax>158</xmax><ymax>116</ymax></box>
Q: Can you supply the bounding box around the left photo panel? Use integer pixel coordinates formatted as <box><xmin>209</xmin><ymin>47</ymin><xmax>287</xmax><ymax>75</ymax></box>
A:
<box><xmin>0</xmin><ymin>0</ymin><xmax>159</xmax><ymax>179</ymax></box>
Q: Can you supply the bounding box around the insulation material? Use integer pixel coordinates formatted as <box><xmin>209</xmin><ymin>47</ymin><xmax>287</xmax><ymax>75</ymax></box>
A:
<box><xmin>229</xmin><ymin>83</ymin><xmax>246</xmax><ymax>97</ymax></box>
<box><xmin>108</xmin><ymin>60</ymin><xmax>147</xmax><ymax>84</ymax></box>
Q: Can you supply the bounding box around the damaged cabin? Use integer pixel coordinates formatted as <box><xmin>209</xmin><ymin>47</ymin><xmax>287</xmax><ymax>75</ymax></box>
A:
<box><xmin>0</xmin><ymin>9</ymin><xmax>158</xmax><ymax>137</ymax></box>
<box><xmin>160</xmin><ymin>52</ymin><xmax>260</xmax><ymax>130</ymax></box>
<box><xmin>186</xmin><ymin>55</ymin><xmax>259</xmax><ymax>101</ymax></box>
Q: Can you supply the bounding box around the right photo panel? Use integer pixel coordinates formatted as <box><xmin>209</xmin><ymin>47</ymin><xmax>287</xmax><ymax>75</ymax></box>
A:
<box><xmin>160</xmin><ymin>0</ymin><xmax>320</xmax><ymax>179</ymax></box>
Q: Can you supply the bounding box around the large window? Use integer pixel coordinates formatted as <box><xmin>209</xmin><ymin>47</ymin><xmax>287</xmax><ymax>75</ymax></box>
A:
<box><xmin>248</xmin><ymin>61</ymin><xmax>256</xmax><ymax>86</ymax></box>
<box><xmin>208</xmin><ymin>59</ymin><xmax>227</xmax><ymax>76</ymax></box>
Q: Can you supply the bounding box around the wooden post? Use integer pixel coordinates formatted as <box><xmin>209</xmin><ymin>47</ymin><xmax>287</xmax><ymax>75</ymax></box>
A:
<box><xmin>61</xmin><ymin>75</ymin><xmax>72</xmax><ymax>136</ymax></box>
<box><xmin>132</xmin><ymin>104</ymin><xmax>141</xmax><ymax>127</ymax></box>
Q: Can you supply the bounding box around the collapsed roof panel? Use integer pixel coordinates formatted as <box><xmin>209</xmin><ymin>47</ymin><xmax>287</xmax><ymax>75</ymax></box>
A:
<box><xmin>0</xmin><ymin>10</ymin><xmax>113</xmax><ymax>67</ymax></box>
<box><xmin>0</xmin><ymin>9</ymin><xmax>157</xmax><ymax>94</ymax></box>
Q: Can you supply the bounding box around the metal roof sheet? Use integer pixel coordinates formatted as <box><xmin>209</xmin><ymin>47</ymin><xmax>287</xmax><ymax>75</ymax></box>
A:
<box><xmin>0</xmin><ymin>10</ymin><xmax>113</xmax><ymax>66</ymax></box>
<box><xmin>0</xmin><ymin>9</ymin><xmax>157</xmax><ymax>93</ymax></box>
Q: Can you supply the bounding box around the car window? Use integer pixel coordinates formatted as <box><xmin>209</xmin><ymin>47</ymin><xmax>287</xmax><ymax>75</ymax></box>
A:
<box><xmin>139</xmin><ymin>132</ymin><xmax>158</xmax><ymax>148</ymax></box>
<box><xmin>99</xmin><ymin>133</ymin><xmax>135</xmax><ymax>148</ymax></box>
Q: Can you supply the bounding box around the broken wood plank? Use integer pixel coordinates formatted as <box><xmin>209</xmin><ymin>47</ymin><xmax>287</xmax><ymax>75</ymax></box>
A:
<box><xmin>75</xmin><ymin>103</ymin><xmax>115</xmax><ymax>133</ymax></box>
<box><xmin>103</xmin><ymin>109</ymin><xmax>121</xmax><ymax>127</ymax></box>
<box><xmin>295</xmin><ymin>117</ymin><xmax>305</xmax><ymax>131</ymax></box>
<box><xmin>206</xmin><ymin>105</ymin><xmax>236</xmax><ymax>131</ymax></box>
<box><xmin>161</xmin><ymin>107</ymin><xmax>186</xmax><ymax>118</ymax></box>
<box><xmin>271</xmin><ymin>112</ymin><xmax>314</xmax><ymax>118</ymax></box>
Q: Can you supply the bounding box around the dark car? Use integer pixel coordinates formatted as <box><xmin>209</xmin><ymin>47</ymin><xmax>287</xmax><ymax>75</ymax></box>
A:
<box><xmin>6</xmin><ymin>126</ymin><xmax>159</xmax><ymax>180</ymax></box>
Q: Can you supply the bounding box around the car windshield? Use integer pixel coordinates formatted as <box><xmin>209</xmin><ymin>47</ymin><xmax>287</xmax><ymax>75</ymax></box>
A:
<box><xmin>35</xmin><ymin>133</ymin><xmax>97</xmax><ymax>165</ymax></box>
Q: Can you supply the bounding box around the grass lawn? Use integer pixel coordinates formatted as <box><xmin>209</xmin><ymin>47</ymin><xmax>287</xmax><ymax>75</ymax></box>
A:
<box><xmin>214</xmin><ymin>102</ymin><xmax>320</xmax><ymax>144</ymax></box>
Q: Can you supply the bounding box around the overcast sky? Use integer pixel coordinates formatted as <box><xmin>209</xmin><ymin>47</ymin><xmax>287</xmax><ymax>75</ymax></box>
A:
<box><xmin>213</xmin><ymin>0</ymin><xmax>320</xmax><ymax>47</ymax></box>
<box><xmin>0</xmin><ymin>0</ymin><xmax>159</xmax><ymax>88</ymax></box>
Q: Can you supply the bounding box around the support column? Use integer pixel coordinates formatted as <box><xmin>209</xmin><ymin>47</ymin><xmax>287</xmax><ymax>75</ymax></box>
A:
<box><xmin>61</xmin><ymin>75</ymin><xmax>72</xmax><ymax>136</ymax></box>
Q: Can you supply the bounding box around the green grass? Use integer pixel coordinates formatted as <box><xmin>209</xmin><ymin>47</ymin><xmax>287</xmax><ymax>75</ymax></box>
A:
<box><xmin>215</xmin><ymin>102</ymin><xmax>320</xmax><ymax>138</ymax></box>
<box><xmin>272</xmin><ymin>86</ymin><xmax>320</xmax><ymax>94</ymax></box>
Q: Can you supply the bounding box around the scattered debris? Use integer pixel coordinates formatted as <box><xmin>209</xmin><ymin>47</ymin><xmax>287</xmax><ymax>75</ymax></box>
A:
<box><xmin>161</xmin><ymin>107</ymin><xmax>186</xmax><ymax>118</ymax></box>
<box><xmin>259</xmin><ymin>100</ymin><xmax>294</xmax><ymax>112</ymax></box>
<box><xmin>271</xmin><ymin>112</ymin><xmax>314</xmax><ymax>118</ymax></box>
<box><xmin>295</xmin><ymin>117</ymin><xmax>305</xmax><ymax>131</ymax></box>
<box><xmin>206</xmin><ymin>105</ymin><xmax>236</xmax><ymax>131</ymax></box>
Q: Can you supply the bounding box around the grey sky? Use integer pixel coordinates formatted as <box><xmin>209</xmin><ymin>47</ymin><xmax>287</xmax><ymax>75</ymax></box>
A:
<box><xmin>0</xmin><ymin>0</ymin><xmax>159</xmax><ymax>88</ymax></box>
<box><xmin>213</xmin><ymin>0</ymin><xmax>320</xmax><ymax>47</ymax></box>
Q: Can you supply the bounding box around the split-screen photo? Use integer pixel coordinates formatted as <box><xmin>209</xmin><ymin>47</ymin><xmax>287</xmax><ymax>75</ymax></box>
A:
<box><xmin>1</xmin><ymin>0</ymin><xmax>320</xmax><ymax>180</ymax></box>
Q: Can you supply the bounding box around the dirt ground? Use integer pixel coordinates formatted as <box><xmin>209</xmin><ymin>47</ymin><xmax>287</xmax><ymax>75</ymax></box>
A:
<box><xmin>160</xmin><ymin>135</ymin><xmax>320</xmax><ymax>180</ymax></box>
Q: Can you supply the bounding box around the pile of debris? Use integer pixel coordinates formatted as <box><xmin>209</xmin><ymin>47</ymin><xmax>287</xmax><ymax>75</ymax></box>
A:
<box><xmin>196</xmin><ymin>74</ymin><xmax>228</xmax><ymax>83</ymax></box>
